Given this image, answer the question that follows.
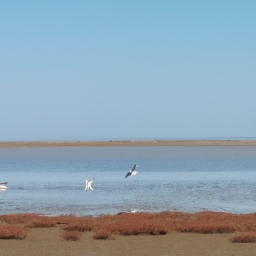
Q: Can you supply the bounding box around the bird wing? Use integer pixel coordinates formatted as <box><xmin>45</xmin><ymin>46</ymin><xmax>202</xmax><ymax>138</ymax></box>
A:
<box><xmin>125</xmin><ymin>171</ymin><xmax>131</xmax><ymax>178</ymax></box>
<box><xmin>131</xmin><ymin>164</ymin><xmax>137</xmax><ymax>172</ymax></box>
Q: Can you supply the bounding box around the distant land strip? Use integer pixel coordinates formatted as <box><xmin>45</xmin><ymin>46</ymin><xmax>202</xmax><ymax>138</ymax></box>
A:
<box><xmin>1</xmin><ymin>140</ymin><xmax>256</xmax><ymax>148</ymax></box>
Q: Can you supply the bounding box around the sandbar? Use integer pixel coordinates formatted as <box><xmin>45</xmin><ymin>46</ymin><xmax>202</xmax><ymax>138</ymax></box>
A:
<box><xmin>1</xmin><ymin>140</ymin><xmax>256</xmax><ymax>148</ymax></box>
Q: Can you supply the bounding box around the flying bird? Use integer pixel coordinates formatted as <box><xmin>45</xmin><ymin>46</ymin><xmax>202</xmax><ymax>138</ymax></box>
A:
<box><xmin>85</xmin><ymin>178</ymin><xmax>94</xmax><ymax>190</ymax></box>
<box><xmin>125</xmin><ymin>164</ymin><xmax>138</xmax><ymax>178</ymax></box>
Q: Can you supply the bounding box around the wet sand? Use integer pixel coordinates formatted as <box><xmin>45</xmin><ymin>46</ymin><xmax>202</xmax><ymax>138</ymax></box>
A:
<box><xmin>1</xmin><ymin>228</ymin><xmax>256</xmax><ymax>256</ymax></box>
<box><xmin>1</xmin><ymin>140</ymin><xmax>256</xmax><ymax>148</ymax></box>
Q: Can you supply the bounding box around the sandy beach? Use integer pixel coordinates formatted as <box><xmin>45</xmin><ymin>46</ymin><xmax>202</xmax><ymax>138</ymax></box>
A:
<box><xmin>1</xmin><ymin>140</ymin><xmax>256</xmax><ymax>148</ymax></box>
<box><xmin>1</xmin><ymin>227</ymin><xmax>256</xmax><ymax>256</ymax></box>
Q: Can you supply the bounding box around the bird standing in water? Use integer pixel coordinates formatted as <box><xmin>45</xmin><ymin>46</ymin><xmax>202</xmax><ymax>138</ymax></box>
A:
<box><xmin>85</xmin><ymin>178</ymin><xmax>94</xmax><ymax>190</ymax></box>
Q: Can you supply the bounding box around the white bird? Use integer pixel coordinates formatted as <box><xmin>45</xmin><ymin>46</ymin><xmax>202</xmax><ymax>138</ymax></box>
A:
<box><xmin>130</xmin><ymin>208</ymin><xmax>137</xmax><ymax>213</ymax></box>
<box><xmin>125</xmin><ymin>164</ymin><xmax>138</xmax><ymax>178</ymax></box>
<box><xmin>85</xmin><ymin>178</ymin><xmax>94</xmax><ymax>190</ymax></box>
<box><xmin>0</xmin><ymin>182</ymin><xmax>8</xmax><ymax>190</ymax></box>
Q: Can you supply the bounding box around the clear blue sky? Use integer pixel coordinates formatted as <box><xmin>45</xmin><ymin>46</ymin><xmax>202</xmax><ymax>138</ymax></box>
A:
<box><xmin>1</xmin><ymin>1</ymin><xmax>255</xmax><ymax>141</ymax></box>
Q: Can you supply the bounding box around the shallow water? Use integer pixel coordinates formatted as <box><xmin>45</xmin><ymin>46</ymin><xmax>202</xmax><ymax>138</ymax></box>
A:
<box><xmin>0</xmin><ymin>146</ymin><xmax>256</xmax><ymax>216</ymax></box>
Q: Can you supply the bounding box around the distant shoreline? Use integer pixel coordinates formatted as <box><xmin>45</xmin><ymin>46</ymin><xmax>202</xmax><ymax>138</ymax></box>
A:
<box><xmin>1</xmin><ymin>140</ymin><xmax>256</xmax><ymax>148</ymax></box>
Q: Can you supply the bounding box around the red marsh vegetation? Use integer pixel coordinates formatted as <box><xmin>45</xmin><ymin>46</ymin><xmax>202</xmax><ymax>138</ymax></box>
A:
<box><xmin>1</xmin><ymin>211</ymin><xmax>256</xmax><ymax>242</ymax></box>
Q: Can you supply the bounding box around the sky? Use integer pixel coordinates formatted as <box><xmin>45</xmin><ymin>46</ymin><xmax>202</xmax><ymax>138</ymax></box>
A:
<box><xmin>1</xmin><ymin>1</ymin><xmax>255</xmax><ymax>141</ymax></box>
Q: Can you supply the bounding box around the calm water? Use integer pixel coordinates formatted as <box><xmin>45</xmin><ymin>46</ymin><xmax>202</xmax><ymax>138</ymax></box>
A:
<box><xmin>1</xmin><ymin>146</ymin><xmax>256</xmax><ymax>216</ymax></box>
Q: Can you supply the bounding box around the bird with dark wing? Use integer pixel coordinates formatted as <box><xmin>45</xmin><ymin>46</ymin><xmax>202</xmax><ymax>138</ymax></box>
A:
<box><xmin>125</xmin><ymin>164</ymin><xmax>138</xmax><ymax>178</ymax></box>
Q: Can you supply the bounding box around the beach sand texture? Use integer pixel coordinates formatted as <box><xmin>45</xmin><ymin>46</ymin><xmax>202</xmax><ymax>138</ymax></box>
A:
<box><xmin>1</xmin><ymin>228</ymin><xmax>256</xmax><ymax>256</ymax></box>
